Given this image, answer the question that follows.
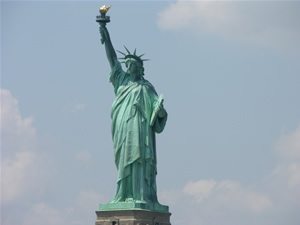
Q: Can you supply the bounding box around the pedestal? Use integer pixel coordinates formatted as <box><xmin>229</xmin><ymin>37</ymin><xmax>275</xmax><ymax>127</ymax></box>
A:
<box><xmin>95</xmin><ymin>209</ymin><xmax>171</xmax><ymax>225</ymax></box>
<box><xmin>98</xmin><ymin>201</ymin><xmax>169</xmax><ymax>213</ymax></box>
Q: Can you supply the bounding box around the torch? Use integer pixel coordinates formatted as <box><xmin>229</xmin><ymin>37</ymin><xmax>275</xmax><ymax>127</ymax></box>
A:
<box><xmin>96</xmin><ymin>5</ymin><xmax>111</xmax><ymax>44</ymax></box>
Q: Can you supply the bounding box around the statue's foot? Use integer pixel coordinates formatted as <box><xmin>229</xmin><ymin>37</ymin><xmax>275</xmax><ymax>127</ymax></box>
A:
<box><xmin>134</xmin><ymin>200</ymin><xmax>147</xmax><ymax>203</ymax></box>
<box><xmin>125</xmin><ymin>198</ymin><xmax>134</xmax><ymax>202</ymax></box>
<box><xmin>108</xmin><ymin>197</ymin><xmax>123</xmax><ymax>203</ymax></box>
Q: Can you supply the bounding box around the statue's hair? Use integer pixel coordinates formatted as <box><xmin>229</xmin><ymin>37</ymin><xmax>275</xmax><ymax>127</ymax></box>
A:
<box><xmin>138</xmin><ymin>63</ymin><xmax>145</xmax><ymax>77</ymax></box>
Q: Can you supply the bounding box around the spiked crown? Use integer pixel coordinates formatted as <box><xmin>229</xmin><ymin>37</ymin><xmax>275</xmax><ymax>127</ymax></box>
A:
<box><xmin>117</xmin><ymin>46</ymin><xmax>149</xmax><ymax>66</ymax></box>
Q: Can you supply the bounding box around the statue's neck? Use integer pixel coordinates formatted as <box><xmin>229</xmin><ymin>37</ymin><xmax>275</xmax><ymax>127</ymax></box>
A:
<box><xmin>129</xmin><ymin>73</ymin><xmax>141</xmax><ymax>82</ymax></box>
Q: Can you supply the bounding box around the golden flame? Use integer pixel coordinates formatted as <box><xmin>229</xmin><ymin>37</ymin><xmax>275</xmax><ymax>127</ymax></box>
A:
<box><xmin>99</xmin><ymin>5</ymin><xmax>111</xmax><ymax>14</ymax></box>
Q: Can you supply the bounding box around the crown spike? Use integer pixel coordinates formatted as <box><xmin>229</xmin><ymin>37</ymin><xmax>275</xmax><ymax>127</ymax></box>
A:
<box><xmin>117</xmin><ymin>50</ymin><xmax>127</xmax><ymax>56</ymax></box>
<box><xmin>118</xmin><ymin>47</ymin><xmax>150</xmax><ymax>66</ymax></box>
<box><xmin>138</xmin><ymin>53</ymin><xmax>145</xmax><ymax>58</ymax></box>
<box><xmin>124</xmin><ymin>45</ymin><xmax>131</xmax><ymax>54</ymax></box>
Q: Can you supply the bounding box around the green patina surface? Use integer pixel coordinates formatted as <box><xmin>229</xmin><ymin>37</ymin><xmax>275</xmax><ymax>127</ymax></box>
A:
<box><xmin>99</xmin><ymin>200</ymin><xmax>169</xmax><ymax>213</ymax></box>
<box><xmin>96</xmin><ymin>6</ymin><xmax>169</xmax><ymax>212</ymax></box>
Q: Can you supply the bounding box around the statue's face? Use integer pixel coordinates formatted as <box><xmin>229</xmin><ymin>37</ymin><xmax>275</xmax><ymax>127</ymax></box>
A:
<box><xmin>126</xmin><ymin>59</ymin><xmax>139</xmax><ymax>75</ymax></box>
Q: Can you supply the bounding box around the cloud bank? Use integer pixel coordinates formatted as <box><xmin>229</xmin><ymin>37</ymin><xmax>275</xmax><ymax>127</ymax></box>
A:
<box><xmin>159</xmin><ymin>123</ymin><xmax>300</xmax><ymax>225</ymax></box>
<box><xmin>1</xmin><ymin>89</ymin><xmax>40</xmax><ymax>204</ymax></box>
<box><xmin>1</xmin><ymin>89</ymin><xmax>104</xmax><ymax>225</ymax></box>
<box><xmin>157</xmin><ymin>1</ymin><xmax>300</xmax><ymax>52</ymax></box>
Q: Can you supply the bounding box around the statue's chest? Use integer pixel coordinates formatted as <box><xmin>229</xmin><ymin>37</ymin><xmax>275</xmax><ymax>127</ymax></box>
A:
<box><xmin>117</xmin><ymin>82</ymin><xmax>142</xmax><ymax>98</ymax></box>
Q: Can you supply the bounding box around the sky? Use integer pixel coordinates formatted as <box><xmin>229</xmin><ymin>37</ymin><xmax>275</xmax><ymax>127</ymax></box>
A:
<box><xmin>1</xmin><ymin>0</ymin><xmax>300</xmax><ymax>225</ymax></box>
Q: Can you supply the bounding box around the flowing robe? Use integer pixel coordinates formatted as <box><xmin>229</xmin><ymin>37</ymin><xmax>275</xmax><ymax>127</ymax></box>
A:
<box><xmin>109</xmin><ymin>61</ymin><xmax>167</xmax><ymax>203</ymax></box>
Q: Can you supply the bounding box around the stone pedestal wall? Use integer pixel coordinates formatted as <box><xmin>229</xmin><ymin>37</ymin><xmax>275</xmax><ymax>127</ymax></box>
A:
<box><xmin>95</xmin><ymin>210</ymin><xmax>171</xmax><ymax>225</ymax></box>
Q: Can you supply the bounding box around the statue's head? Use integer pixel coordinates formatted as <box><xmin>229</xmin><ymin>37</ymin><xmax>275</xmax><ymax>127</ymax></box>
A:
<box><xmin>125</xmin><ymin>58</ymin><xmax>144</xmax><ymax>77</ymax></box>
<box><xmin>118</xmin><ymin>46</ymin><xmax>149</xmax><ymax>78</ymax></box>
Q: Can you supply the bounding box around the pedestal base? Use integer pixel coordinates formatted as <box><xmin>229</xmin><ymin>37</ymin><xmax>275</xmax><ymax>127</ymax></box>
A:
<box><xmin>99</xmin><ymin>202</ymin><xmax>169</xmax><ymax>213</ymax></box>
<box><xmin>95</xmin><ymin>210</ymin><xmax>171</xmax><ymax>225</ymax></box>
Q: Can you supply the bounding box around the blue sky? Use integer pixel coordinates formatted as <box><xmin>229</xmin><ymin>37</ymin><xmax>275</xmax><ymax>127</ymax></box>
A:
<box><xmin>1</xmin><ymin>1</ymin><xmax>300</xmax><ymax>225</ymax></box>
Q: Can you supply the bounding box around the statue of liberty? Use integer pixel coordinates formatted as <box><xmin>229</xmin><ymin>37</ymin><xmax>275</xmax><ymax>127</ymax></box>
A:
<box><xmin>97</xmin><ymin>6</ymin><xmax>168</xmax><ymax>204</ymax></box>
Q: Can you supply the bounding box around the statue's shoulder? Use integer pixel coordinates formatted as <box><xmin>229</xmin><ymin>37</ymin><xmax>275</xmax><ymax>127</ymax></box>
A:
<box><xmin>140</xmin><ymin>79</ymin><xmax>157</xmax><ymax>95</ymax></box>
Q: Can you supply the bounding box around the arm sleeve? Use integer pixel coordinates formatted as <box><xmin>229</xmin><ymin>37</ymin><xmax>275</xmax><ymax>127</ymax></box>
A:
<box><xmin>109</xmin><ymin>60</ymin><xmax>126</xmax><ymax>95</ymax></box>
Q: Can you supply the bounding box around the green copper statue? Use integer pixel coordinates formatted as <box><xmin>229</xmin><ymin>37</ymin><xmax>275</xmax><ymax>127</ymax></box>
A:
<box><xmin>97</xmin><ymin>6</ymin><xmax>168</xmax><ymax>205</ymax></box>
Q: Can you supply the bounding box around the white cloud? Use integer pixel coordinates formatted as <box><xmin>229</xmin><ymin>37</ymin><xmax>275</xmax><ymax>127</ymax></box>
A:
<box><xmin>70</xmin><ymin>190</ymin><xmax>104</xmax><ymax>225</ymax></box>
<box><xmin>2</xmin><ymin>151</ymin><xmax>36</xmax><ymax>204</ymax></box>
<box><xmin>72</xmin><ymin>103</ymin><xmax>85</xmax><ymax>113</ymax></box>
<box><xmin>276</xmin><ymin>125</ymin><xmax>300</xmax><ymax>160</ymax></box>
<box><xmin>160</xmin><ymin>124</ymin><xmax>300</xmax><ymax>225</ymax></box>
<box><xmin>75</xmin><ymin>190</ymin><xmax>104</xmax><ymax>212</ymax></box>
<box><xmin>246</xmin><ymin>192</ymin><xmax>272</xmax><ymax>213</ymax></box>
<box><xmin>3</xmin><ymin>190</ymin><xmax>104</xmax><ymax>225</ymax></box>
<box><xmin>157</xmin><ymin>1</ymin><xmax>300</xmax><ymax>52</ymax></box>
<box><xmin>214</xmin><ymin>180</ymin><xmax>272</xmax><ymax>213</ymax></box>
<box><xmin>183</xmin><ymin>179</ymin><xmax>272</xmax><ymax>213</ymax></box>
<box><xmin>272</xmin><ymin>161</ymin><xmax>300</xmax><ymax>191</ymax></box>
<box><xmin>183</xmin><ymin>179</ymin><xmax>216</xmax><ymax>202</ymax></box>
<box><xmin>158</xmin><ymin>189</ymin><xmax>182</xmax><ymax>206</ymax></box>
<box><xmin>272</xmin><ymin>124</ymin><xmax>300</xmax><ymax>190</ymax></box>
<box><xmin>1</xmin><ymin>89</ymin><xmax>103</xmax><ymax>225</ymax></box>
<box><xmin>22</xmin><ymin>203</ymin><xmax>68</xmax><ymax>225</ymax></box>
<box><xmin>1</xmin><ymin>89</ymin><xmax>37</xmax><ymax>154</ymax></box>
<box><xmin>1</xmin><ymin>89</ymin><xmax>42</xmax><ymax>204</ymax></box>
<box><xmin>74</xmin><ymin>150</ymin><xmax>92</xmax><ymax>162</ymax></box>
<box><xmin>21</xmin><ymin>191</ymin><xmax>103</xmax><ymax>225</ymax></box>
<box><xmin>287</xmin><ymin>163</ymin><xmax>300</xmax><ymax>189</ymax></box>
<box><xmin>159</xmin><ymin>178</ymin><xmax>273</xmax><ymax>225</ymax></box>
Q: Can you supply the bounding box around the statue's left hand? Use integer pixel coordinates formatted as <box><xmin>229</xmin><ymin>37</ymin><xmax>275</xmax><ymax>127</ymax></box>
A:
<box><xmin>156</xmin><ymin>104</ymin><xmax>167</xmax><ymax>118</ymax></box>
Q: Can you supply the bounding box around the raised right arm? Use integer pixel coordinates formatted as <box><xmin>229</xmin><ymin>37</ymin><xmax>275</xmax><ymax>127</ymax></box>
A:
<box><xmin>100</xmin><ymin>25</ymin><xmax>117</xmax><ymax>69</ymax></box>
